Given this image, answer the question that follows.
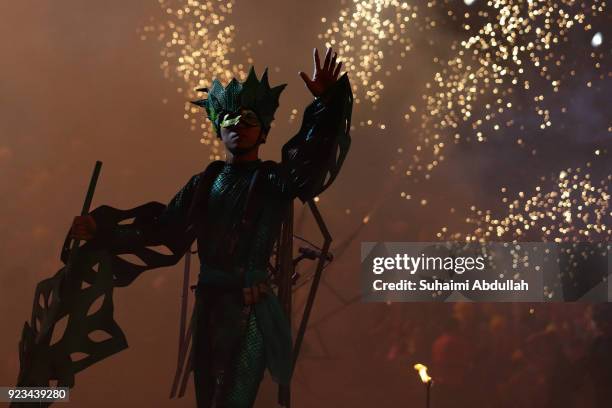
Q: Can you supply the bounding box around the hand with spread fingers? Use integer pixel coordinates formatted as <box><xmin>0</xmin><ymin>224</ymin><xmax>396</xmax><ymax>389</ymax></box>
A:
<box><xmin>299</xmin><ymin>47</ymin><xmax>344</xmax><ymax>98</ymax></box>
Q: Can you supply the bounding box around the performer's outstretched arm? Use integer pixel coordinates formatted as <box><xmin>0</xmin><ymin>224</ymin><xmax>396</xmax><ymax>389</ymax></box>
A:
<box><xmin>71</xmin><ymin>173</ymin><xmax>201</xmax><ymax>252</ymax></box>
<box><xmin>275</xmin><ymin>47</ymin><xmax>353</xmax><ymax>201</ymax></box>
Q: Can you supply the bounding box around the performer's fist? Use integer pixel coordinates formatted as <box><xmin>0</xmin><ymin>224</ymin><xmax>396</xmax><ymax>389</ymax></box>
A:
<box><xmin>299</xmin><ymin>47</ymin><xmax>344</xmax><ymax>98</ymax></box>
<box><xmin>70</xmin><ymin>215</ymin><xmax>97</xmax><ymax>241</ymax></box>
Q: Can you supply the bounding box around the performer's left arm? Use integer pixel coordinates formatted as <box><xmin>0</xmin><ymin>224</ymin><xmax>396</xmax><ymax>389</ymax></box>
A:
<box><xmin>274</xmin><ymin>47</ymin><xmax>353</xmax><ymax>202</ymax></box>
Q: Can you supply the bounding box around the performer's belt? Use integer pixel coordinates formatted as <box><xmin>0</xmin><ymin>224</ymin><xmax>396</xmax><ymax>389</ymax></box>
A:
<box><xmin>192</xmin><ymin>282</ymin><xmax>270</xmax><ymax>306</ymax></box>
<box><xmin>242</xmin><ymin>283</ymin><xmax>270</xmax><ymax>306</ymax></box>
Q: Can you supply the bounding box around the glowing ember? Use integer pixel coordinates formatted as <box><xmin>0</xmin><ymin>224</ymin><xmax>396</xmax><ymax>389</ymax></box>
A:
<box><xmin>591</xmin><ymin>32</ymin><xmax>603</xmax><ymax>47</ymax></box>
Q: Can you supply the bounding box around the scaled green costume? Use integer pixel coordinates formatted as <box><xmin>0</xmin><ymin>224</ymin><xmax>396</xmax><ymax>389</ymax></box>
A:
<box><xmin>91</xmin><ymin>68</ymin><xmax>352</xmax><ymax>407</ymax></box>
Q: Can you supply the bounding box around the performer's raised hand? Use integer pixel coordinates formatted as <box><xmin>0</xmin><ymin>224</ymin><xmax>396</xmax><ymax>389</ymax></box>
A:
<box><xmin>70</xmin><ymin>215</ymin><xmax>97</xmax><ymax>241</ymax></box>
<box><xmin>299</xmin><ymin>47</ymin><xmax>343</xmax><ymax>98</ymax></box>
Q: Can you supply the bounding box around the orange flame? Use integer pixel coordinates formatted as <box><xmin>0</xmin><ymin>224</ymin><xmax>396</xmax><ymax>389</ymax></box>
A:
<box><xmin>413</xmin><ymin>363</ymin><xmax>432</xmax><ymax>383</ymax></box>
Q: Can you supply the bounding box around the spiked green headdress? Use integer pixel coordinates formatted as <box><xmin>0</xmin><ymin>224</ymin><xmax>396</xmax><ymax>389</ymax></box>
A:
<box><xmin>191</xmin><ymin>67</ymin><xmax>287</xmax><ymax>137</ymax></box>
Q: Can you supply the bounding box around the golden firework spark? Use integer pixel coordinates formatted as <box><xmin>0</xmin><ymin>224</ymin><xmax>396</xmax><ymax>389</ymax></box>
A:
<box><xmin>318</xmin><ymin>0</ymin><xmax>419</xmax><ymax>110</ymax></box>
<box><xmin>439</xmin><ymin>161</ymin><xmax>610</xmax><ymax>243</ymax></box>
<box><xmin>140</xmin><ymin>0</ymin><xmax>255</xmax><ymax>160</ymax></box>
<box><xmin>403</xmin><ymin>0</ymin><xmax>607</xmax><ymax>181</ymax></box>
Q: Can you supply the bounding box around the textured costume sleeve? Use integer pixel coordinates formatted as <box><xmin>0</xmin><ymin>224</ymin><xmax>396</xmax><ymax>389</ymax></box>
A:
<box><xmin>275</xmin><ymin>73</ymin><xmax>353</xmax><ymax>202</ymax></box>
<box><xmin>91</xmin><ymin>174</ymin><xmax>201</xmax><ymax>252</ymax></box>
<box><xmin>14</xmin><ymin>174</ymin><xmax>205</xmax><ymax>390</ymax></box>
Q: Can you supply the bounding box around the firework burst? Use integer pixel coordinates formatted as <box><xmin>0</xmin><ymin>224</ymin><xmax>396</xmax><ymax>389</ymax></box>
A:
<box><xmin>140</xmin><ymin>0</ymin><xmax>255</xmax><ymax>160</ymax></box>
